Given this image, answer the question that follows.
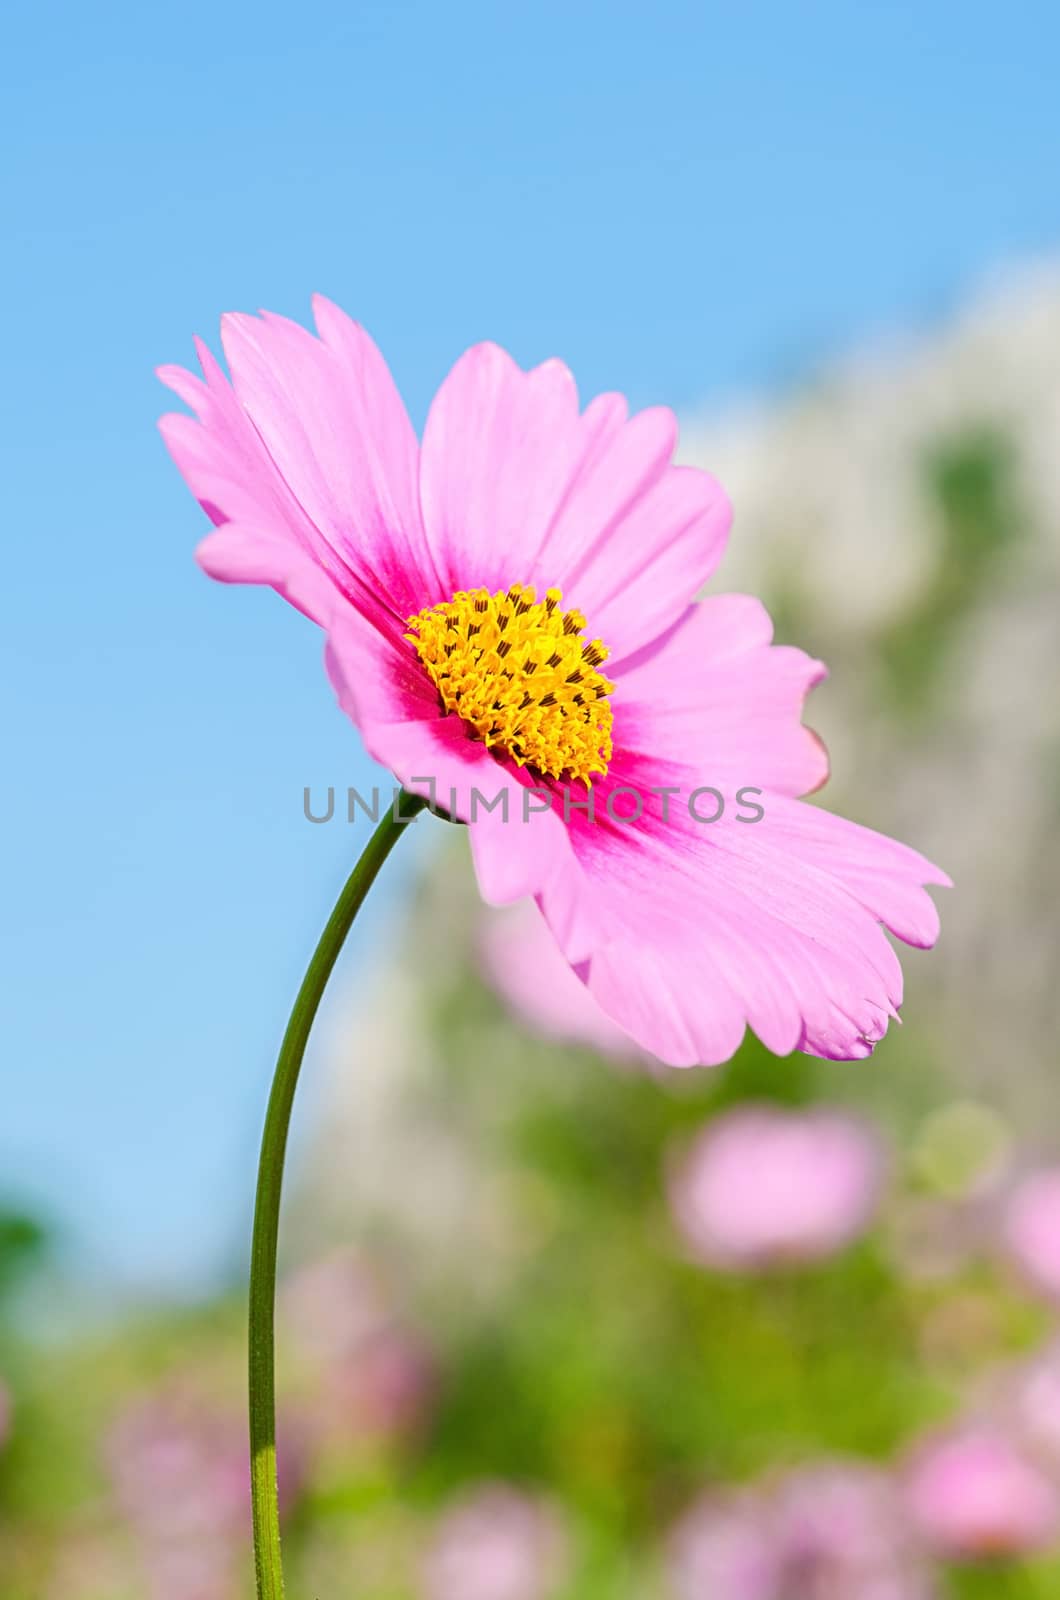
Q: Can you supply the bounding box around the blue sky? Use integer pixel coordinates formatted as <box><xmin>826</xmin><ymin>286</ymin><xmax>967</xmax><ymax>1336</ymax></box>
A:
<box><xmin>4</xmin><ymin>0</ymin><xmax>1059</xmax><ymax>1301</ymax></box>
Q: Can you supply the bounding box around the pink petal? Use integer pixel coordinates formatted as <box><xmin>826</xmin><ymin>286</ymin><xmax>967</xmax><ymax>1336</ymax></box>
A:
<box><xmin>480</xmin><ymin>900</ymin><xmax>645</xmax><ymax>1061</ymax></box>
<box><xmin>160</xmin><ymin>303</ymin><xmax>437</xmax><ymax>629</ymax></box>
<box><xmin>615</xmin><ymin>595</ymin><xmax>830</xmax><ymax>796</ymax></box>
<box><xmin>195</xmin><ymin>521</ymin><xmax>340</xmax><ymax>627</ymax></box>
<box><xmin>418</xmin><ymin>342</ymin><xmax>730</xmax><ymax>660</ymax></box>
<box><xmin>310</xmin><ymin>295</ymin><xmax>445</xmax><ymax>602</ymax></box>
<box><xmin>760</xmin><ymin>795</ymin><xmax>951</xmax><ymax>949</ymax></box>
<box><xmin>323</xmin><ymin>615</ymin><xmax>575</xmax><ymax>876</ymax></box>
<box><xmin>535</xmin><ymin>765</ymin><xmax>947</xmax><ymax>1067</ymax></box>
<box><xmin>323</xmin><ymin>609</ymin><xmax>486</xmax><ymax>796</ymax></box>
<box><xmin>159</xmin><ymin>338</ymin><xmax>349</xmax><ymax>620</ymax></box>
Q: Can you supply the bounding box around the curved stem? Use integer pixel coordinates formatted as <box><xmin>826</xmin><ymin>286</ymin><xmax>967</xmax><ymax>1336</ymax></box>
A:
<box><xmin>248</xmin><ymin>790</ymin><xmax>427</xmax><ymax>1598</ymax></box>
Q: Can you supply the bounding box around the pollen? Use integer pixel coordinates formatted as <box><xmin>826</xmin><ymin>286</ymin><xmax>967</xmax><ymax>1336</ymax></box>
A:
<box><xmin>406</xmin><ymin>583</ymin><xmax>614</xmax><ymax>783</ymax></box>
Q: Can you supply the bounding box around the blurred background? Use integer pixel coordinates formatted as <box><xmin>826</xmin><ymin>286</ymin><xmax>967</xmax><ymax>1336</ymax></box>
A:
<box><xmin>4</xmin><ymin>2</ymin><xmax>1060</xmax><ymax>1595</ymax></box>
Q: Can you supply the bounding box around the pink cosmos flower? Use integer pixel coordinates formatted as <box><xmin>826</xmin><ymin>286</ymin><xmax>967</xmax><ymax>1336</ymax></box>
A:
<box><xmin>480</xmin><ymin>899</ymin><xmax>644</xmax><ymax>1060</ymax></box>
<box><xmin>106</xmin><ymin>1390</ymin><xmax>250</xmax><ymax>1546</ymax></box>
<box><xmin>669</xmin><ymin>1105</ymin><xmax>883</xmax><ymax>1269</ymax></box>
<box><xmin>280</xmin><ymin>1251</ymin><xmax>388</xmax><ymax>1366</ymax></box>
<box><xmin>904</xmin><ymin>1427</ymin><xmax>1059</xmax><ymax>1560</ymax></box>
<box><xmin>421</xmin><ymin>1484</ymin><xmax>567</xmax><ymax>1600</ymax></box>
<box><xmin>774</xmin><ymin>1462</ymin><xmax>935</xmax><ymax>1598</ymax></box>
<box><xmin>669</xmin><ymin>1467</ymin><xmax>933</xmax><ymax>1600</ymax></box>
<box><xmin>1003</xmin><ymin>1168</ymin><xmax>1060</xmax><ymax>1300</ymax></box>
<box><xmin>159</xmin><ymin>301</ymin><xmax>948</xmax><ymax>1067</ymax></box>
<box><xmin>1013</xmin><ymin>1342</ymin><xmax>1060</xmax><ymax>1465</ymax></box>
<box><xmin>105</xmin><ymin>1385</ymin><xmax>254</xmax><ymax>1600</ymax></box>
<box><xmin>668</xmin><ymin>1494</ymin><xmax>781</xmax><ymax>1600</ymax></box>
<box><xmin>106</xmin><ymin>1382</ymin><xmax>305</xmax><ymax>1554</ymax></box>
<box><xmin>329</xmin><ymin>1327</ymin><xmax>437</xmax><ymax>1442</ymax></box>
<box><xmin>281</xmin><ymin>1252</ymin><xmax>436</xmax><ymax>1443</ymax></box>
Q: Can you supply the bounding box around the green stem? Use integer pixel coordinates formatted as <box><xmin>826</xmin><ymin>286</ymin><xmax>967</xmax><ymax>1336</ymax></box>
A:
<box><xmin>248</xmin><ymin>790</ymin><xmax>428</xmax><ymax>1598</ymax></box>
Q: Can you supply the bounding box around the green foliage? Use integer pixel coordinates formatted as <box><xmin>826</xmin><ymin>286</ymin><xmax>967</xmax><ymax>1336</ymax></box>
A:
<box><xmin>0</xmin><ymin>1210</ymin><xmax>46</xmax><ymax>1305</ymax></box>
<box><xmin>878</xmin><ymin>426</ymin><xmax>1025</xmax><ymax>714</ymax></box>
<box><xmin>0</xmin><ymin>882</ymin><xmax>1040</xmax><ymax>1598</ymax></box>
<box><xmin>0</xmin><ymin>987</ymin><xmax>1053</xmax><ymax>1596</ymax></box>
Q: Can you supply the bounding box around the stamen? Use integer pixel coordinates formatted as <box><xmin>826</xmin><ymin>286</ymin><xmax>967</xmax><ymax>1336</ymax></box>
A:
<box><xmin>405</xmin><ymin>583</ymin><xmax>614</xmax><ymax>783</ymax></box>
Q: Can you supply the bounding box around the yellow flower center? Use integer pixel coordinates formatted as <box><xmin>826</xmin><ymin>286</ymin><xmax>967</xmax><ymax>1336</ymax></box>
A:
<box><xmin>406</xmin><ymin>584</ymin><xmax>614</xmax><ymax>783</ymax></box>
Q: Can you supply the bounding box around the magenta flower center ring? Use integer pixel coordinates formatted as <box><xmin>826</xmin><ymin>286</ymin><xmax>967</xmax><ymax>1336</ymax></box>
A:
<box><xmin>406</xmin><ymin>582</ymin><xmax>615</xmax><ymax>783</ymax></box>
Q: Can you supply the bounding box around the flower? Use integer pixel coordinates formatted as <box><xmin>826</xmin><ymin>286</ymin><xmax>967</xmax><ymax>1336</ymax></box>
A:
<box><xmin>668</xmin><ymin>1105</ymin><xmax>883</xmax><ymax>1269</ymax></box>
<box><xmin>105</xmin><ymin>1380</ymin><xmax>306</xmax><ymax>1582</ymax></box>
<box><xmin>281</xmin><ymin>1251</ymin><xmax>389</xmax><ymax>1366</ymax></box>
<box><xmin>421</xmin><ymin>1484</ymin><xmax>567</xmax><ymax>1600</ymax></box>
<box><xmin>668</xmin><ymin>1493</ymin><xmax>780</xmax><ymax>1600</ymax></box>
<box><xmin>480</xmin><ymin>899</ymin><xmax>644</xmax><ymax>1060</ymax></box>
<box><xmin>669</xmin><ymin>1466</ymin><xmax>933</xmax><ymax>1600</ymax></box>
<box><xmin>105</xmin><ymin>1384</ymin><xmax>252</xmax><ymax>1600</ymax></box>
<box><xmin>281</xmin><ymin>1252</ymin><xmax>436</xmax><ymax>1443</ymax></box>
<box><xmin>1012</xmin><ymin>1342</ymin><xmax>1060</xmax><ymax>1465</ymax></box>
<box><xmin>774</xmin><ymin>1462</ymin><xmax>934</xmax><ymax>1598</ymax></box>
<box><xmin>106</xmin><ymin>1387</ymin><xmax>250</xmax><ymax>1545</ymax></box>
<box><xmin>160</xmin><ymin>301</ymin><xmax>948</xmax><ymax>1067</ymax></box>
<box><xmin>1003</xmin><ymin>1168</ymin><xmax>1060</xmax><ymax>1299</ymax></box>
<box><xmin>904</xmin><ymin>1427</ymin><xmax>1059</xmax><ymax>1559</ymax></box>
<box><xmin>336</xmin><ymin>1325</ymin><xmax>436</xmax><ymax>1439</ymax></box>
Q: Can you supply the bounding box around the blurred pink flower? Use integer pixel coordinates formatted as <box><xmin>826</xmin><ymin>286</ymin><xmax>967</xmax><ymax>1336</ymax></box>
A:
<box><xmin>670</xmin><ymin>1466</ymin><xmax>932</xmax><ymax>1600</ymax></box>
<box><xmin>905</xmin><ymin>1427</ymin><xmax>1059</xmax><ymax>1559</ymax></box>
<box><xmin>668</xmin><ymin>1105</ymin><xmax>883</xmax><ymax>1270</ymax></box>
<box><xmin>161</xmin><ymin>299</ymin><xmax>947</xmax><ymax>1068</ymax></box>
<box><xmin>333</xmin><ymin>1325</ymin><xmax>437</xmax><ymax>1441</ymax></box>
<box><xmin>1013</xmin><ymin>1342</ymin><xmax>1060</xmax><ymax>1465</ymax></box>
<box><xmin>282</xmin><ymin>1252</ymin><xmax>436</xmax><ymax>1444</ymax></box>
<box><xmin>422</xmin><ymin>1484</ymin><xmax>567</xmax><ymax>1600</ymax></box>
<box><xmin>105</xmin><ymin>1381</ymin><xmax>306</xmax><ymax>1599</ymax></box>
<box><xmin>106</xmin><ymin>1387</ymin><xmax>250</xmax><ymax>1546</ymax></box>
<box><xmin>668</xmin><ymin>1494</ymin><xmax>780</xmax><ymax>1600</ymax></box>
<box><xmin>1003</xmin><ymin>1169</ymin><xmax>1060</xmax><ymax>1299</ymax></box>
<box><xmin>775</xmin><ymin>1462</ymin><xmax>934</xmax><ymax>1598</ymax></box>
<box><xmin>281</xmin><ymin>1251</ymin><xmax>389</xmax><ymax>1365</ymax></box>
<box><xmin>480</xmin><ymin>900</ymin><xmax>643</xmax><ymax>1060</ymax></box>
